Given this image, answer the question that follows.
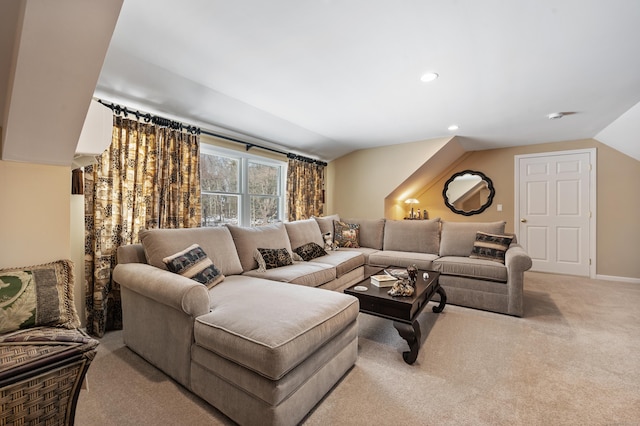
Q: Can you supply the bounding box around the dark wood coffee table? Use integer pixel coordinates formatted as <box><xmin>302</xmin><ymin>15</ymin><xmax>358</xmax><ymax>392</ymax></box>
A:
<box><xmin>345</xmin><ymin>268</ymin><xmax>446</xmax><ymax>364</ymax></box>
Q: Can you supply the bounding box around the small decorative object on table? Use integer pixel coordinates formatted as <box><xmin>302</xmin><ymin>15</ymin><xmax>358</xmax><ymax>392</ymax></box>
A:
<box><xmin>387</xmin><ymin>279</ymin><xmax>415</xmax><ymax>297</ymax></box>
<box><xmin>406</xmin><ymin>264</ymin><xmax>418</xmax><ymax>287</ymax></box>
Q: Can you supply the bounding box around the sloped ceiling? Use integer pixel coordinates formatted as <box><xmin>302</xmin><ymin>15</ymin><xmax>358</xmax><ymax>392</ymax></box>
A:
<box><xmin>95</xmin><ymin>0</ymin><xmax>640</xmax><ymax>161</ymax></box>
<box><xmin>0</xmin><ymin>0</ymin><xmax>122</xmax><ymax>166</ymax></box>
<box><xmin>595</xmin><ymin>101</ymin><xmax>640</xmax><ymax>161</ymax></box>
<box><xmin>2</xmin><ymin>1</ymin><xmax>640</xmax><ymax>165</ymax></box>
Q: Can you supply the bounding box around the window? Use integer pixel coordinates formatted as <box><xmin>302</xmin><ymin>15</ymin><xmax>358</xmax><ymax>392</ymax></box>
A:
<box><xmin>200</xmin><ymin>145</ymin><xmax>286</xmax><ymax>227</ymax></box>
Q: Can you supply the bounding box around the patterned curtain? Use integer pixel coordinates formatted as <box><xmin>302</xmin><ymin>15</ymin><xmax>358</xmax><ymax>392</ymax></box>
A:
<box><xmin>287</xmin><ymin>156</ymin><xmax>324</xmax><ymax>221</ymax></box>
<box><xmin>84</xmin><ymin>116</ymin><xmax>201</xmax><ymax>337</ymax></box>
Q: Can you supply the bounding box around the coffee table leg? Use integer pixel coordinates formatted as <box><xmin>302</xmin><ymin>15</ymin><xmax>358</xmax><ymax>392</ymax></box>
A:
<box><xmin>393</xmin><ymin>320</ymin><xmax>421</xmax><ymax>364</ymax></box>
<box><xmin>432</xmin><ymin>285</ymin><xmax>447</xmax><ymax>313</ymax></box>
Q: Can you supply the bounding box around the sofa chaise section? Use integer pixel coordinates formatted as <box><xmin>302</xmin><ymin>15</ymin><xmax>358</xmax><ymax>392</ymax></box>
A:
<box><xmin>114</xmin><ymin>225</ymin><xmax>361</xmax><ymax>426</ymax></box>
<box><xmin>191</xmin><ymin>275</ymin><xmax>358</xmax><ymax>426</ymax></box>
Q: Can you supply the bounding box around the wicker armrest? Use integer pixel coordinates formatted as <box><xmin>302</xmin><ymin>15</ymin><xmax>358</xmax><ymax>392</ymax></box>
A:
<box><xmin>0</xmin><ymin>326</ymin><xmax>99</xmax><ymax>425</ymax></box>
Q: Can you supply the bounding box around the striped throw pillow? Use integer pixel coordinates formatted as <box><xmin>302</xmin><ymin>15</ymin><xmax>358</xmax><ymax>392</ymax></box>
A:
<box><xmin>163</xmin><ymin>244</ymin><xmax>224</xmax><ymax>289</ymax></box>
<box><xmin>469</xmin><ymin>231</ymin><xmax>513</xmax><ymax>264</ymax></box>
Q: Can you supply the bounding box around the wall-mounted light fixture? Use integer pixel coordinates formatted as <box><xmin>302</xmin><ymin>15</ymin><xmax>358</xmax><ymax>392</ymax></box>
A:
<box><xmin>405</xmin><ymin>198</ymin><xmax>419</xmax><ymax>218</ymax></box>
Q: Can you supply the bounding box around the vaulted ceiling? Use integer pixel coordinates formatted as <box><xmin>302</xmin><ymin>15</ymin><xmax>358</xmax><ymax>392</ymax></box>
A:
<box><xmin>95</xmin><ymin>0</ymin><xmax>640</xmax><ymax>162</ymax></box>
<box><xmin>3</xmin><ymin>1</ymin><xmax>640</xmax><ymax>166</ymax></box>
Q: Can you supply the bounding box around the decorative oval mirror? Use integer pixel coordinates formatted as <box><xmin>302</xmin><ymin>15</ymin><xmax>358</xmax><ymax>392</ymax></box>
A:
<box><xmin>442</xmin><ymin>170</ymin><xmax>495</xmax><ymax>216</ymax></box>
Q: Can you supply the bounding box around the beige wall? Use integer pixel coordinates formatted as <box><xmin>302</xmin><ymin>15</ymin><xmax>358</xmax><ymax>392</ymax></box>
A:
<box><xmin>325</xmin><ymin>137</ymin><xmax>451</xmax><ymax>218</ymax></box>
<box><xmin>0</xmin><ymin>160</ymin><xmax>86</xmax><ymax>324</ymax></box>
<box><xmin>327</xmin><ymin>138</ymin><xmax>640</xmax><ymax>280</ymax></box>
<box><xmin>0</xmin><ymin>160</ymin><xmax>71</xmax><ymax>266</ymax></box>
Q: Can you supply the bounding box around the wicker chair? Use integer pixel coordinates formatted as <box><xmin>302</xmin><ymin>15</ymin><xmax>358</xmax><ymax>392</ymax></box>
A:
<box><xmin>0</xmin><ymin>326</ymin><xmax>99</xmax><ymax>425</ymax></box>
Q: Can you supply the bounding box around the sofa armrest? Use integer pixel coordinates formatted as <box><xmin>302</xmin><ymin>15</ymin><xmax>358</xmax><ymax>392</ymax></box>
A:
<box><xmin>504</xmin><ymin>243</ymin><xmax>532</xmax><ymax>316</ymax></box>
<box><xmin>113</xmin><ymin>263</ymin><xmax>210</xmax><ymax>318</ymax></box>
<box><xmin>505</xmin><ymin>243</ymin><xmax>533</xmax><ymax>273</ymax></box>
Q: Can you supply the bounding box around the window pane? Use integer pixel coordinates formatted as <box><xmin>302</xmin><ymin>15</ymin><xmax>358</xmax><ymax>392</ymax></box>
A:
<box><xmin>248</xmin><ymin>162</ymin><xmax>279</xmax><ymax>196</ymax></box>
<box><xmin>201</xmin><ymin>153</ymin><xmax>239</xmax><ymax>193</ymax></box>
<box><xmin>250</xmin><ymin>196</ymin><xmax>280</xmax><ymax>226</ymax></box>
<box><xmin>202</xmin><ymin>193</ymin><xmax>239</xmax><ymax>227</ymax></box>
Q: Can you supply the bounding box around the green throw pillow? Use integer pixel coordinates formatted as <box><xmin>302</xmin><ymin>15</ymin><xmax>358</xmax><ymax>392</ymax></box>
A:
<box><xmin>0</xmin><ymin>260</ymin><xmax>80</xmax><ymax>334</ymax></box>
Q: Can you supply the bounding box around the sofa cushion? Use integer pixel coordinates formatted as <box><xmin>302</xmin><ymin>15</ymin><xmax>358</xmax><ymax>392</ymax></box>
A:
<box><xmin>312</xmin><ymin>214</ymin><xmax>340</xmax><ymax>236</ymax></box>
<box><xmin>0</xmin><ymin>260</ymin><xmax>80</xmax><ymax>333</ymax></box>
<box><xmin>139</xmin><ymin>227</ymin><xmax>243</xmax><ymax>276</ymax></box>
<box><xmin>227</xmin><ymin>223</ymin><xmax>293</xmax><ymax>272</ymax></box>
<box><xmin>333</xmin><ymin>220</ymin><xmax>360</xmax><ymax>248</ymax></box>
<box><xmin>308</xmin><ymin>250</ymin><xmax>365</xmax><ymax>277</ymax></box>
<box><xmin>341</xmin><ymin>218</ymin><xmax>385</xmax><ymax>250</ymax></box>
<box><xmin>195</xmin><ymin>276</ymin><xmax>359</xmax><ymax>380</ymax></box>
<box><xmin>243</xmin><ymin>262</ymin><xmax>336</xmax><ymax>287</ymax></box>
<box><xmin>368</xmin><ymin>250</ymin><xmax>440</xmax><ymax>271</ymax></box>
<box><xmin>284</xmin><ymin>219</ymin><xmax>324</xmax><ymax>251</ymax></box>
<box><xmin>337</xmin><ymin>247</ymin><xmax>380</xmax><ymax>264</ymax></box>
<box><xmin>469</xmin><ymin>232</ymin><xmax>514</xmax><ymax>264</ymax></box>
<box><xmin>433</xmin><ymin>256</ymin><xmax>508</xmax><ymax>282</ymax></box>
<box><xmin>439</xmin><ymin>221</ymin><xmax>506</xmax><ymax>257</ymax></box>
<box><xmin>162</xmin><ymin>244</ymin><xmax>225</xmax><ymax>289</ymax></box>
<box><xmin>382</xmin><ymin>219</ymin><xmax>441</xmax><ymax>254</ymax></box>
<box><xmin>293</xmin><ymin>242</ymin><xmax>328</xmax><ymax>261</ymax></box>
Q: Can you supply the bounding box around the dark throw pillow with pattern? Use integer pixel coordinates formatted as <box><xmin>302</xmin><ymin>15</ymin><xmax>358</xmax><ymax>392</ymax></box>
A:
<box><xmin>163</xmin><ymin>244</ymin><xmax>225</xmax><ymax>289</ymax></box>
<box><xmin>469</xmin><ymin>231</ymin><xmax>513</xmax><ymax>264</ymax></box>
<box><xmin>294</xmin><ymin>242</ymin><xmax>328</xmax><ymax>261</ymax></box>
<box><xmin>333</xmin><ymin>220</ymin><xmax>360</xmax><ymax>248</ymax></box>
<box><xmin>254</xmin><ymin>248</ymin><xmax>293</xmax><ymax>272</ymax></box>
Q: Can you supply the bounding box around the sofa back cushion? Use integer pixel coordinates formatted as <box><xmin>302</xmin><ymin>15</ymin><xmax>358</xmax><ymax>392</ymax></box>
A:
<box><xmin>284</xmin><ymin>219</ymin><xmax>324</xmax><ymax>251</ymax></box>
<box><xmin>383</xmin><ymin>219</ymin><xmax>441</xmax><ymax>254</ymax></box>
<box><xmin>227</xmin><ymin>222</ymin><xmax>293</xmax><ymax>272</ymax></box>
<box><xmin>341</xmin><ymin>218</ymin><xmax>386</xmax><ymax>249</ymax></box>
<box><xmin>312</xmin><ymin>214</ymin><xmax>340</xmax><ymax>236</ymax></box>
<box><xmin>139</xmin><ymin>227</ymin><xmax>244</xmax><ymax>276</ymax></box>
<box><xmin>439</xmin><ymin>221</ymin><xmax>507</xmax><ymax>256</ymax></box>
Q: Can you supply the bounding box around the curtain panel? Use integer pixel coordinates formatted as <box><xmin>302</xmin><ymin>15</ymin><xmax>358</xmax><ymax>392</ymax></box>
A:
<box><xmin>84</xmin><ymin>116</ymin><xmax>201</xmax><ymax>337</ymax></box>
<box><xmin>287</xmin><ymin>158</ymin><xmax>324</xmax><ymax>221</ymax></box>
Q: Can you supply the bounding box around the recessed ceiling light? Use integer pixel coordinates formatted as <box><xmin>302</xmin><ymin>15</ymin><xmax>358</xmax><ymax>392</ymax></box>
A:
<box><xmin>448</xmin><ymin>124</ymin><xmax>459</xmax><ymax>131</ymax></box>
<box><xmin>547</xmin><ymin>112</ymin><xmax>564</xmax><ymax>120</ymax></box>
<box><xmin>420</xmin><ymin>72</ymin><xmax>439</xmax><ymax>82</ymax></box>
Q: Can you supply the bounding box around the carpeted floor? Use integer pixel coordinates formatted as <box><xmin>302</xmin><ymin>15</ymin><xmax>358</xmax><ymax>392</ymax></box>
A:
<box><xmin>75</xmin><ymin>272</ymin><xmax>640</xmax><ymax>425</ymax></box>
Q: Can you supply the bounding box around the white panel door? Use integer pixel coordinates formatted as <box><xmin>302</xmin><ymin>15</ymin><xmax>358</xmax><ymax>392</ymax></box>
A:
<box><xmin>516</xmin><ymin>151</ymin><xmax>593</xmax><ymax>276</ymax></box>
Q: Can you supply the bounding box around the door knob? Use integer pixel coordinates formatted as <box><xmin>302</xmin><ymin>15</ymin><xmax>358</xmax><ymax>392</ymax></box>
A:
<box><xmin>520</xmin><ymin>218</ymin><xmax>527</xmax><ymax>223</ymax></box>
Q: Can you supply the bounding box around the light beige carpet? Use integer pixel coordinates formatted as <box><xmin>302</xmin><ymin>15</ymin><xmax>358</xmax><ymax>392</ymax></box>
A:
<box><xmin>75</xmin><ymin>272</ymin><xmax>640</xmax><ymax>425</ymax></box>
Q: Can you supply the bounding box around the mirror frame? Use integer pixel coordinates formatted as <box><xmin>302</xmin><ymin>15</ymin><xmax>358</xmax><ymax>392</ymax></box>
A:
<box><xmin>442</xmin><ymin>170</ymin><xmax>495</xmax><ymax>216</ymax></box>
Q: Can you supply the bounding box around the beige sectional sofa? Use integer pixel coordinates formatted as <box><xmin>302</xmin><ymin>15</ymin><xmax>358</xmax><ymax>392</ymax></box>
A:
<box><xmin>113</xmin><ymin>216</ymin><xmax>531</xmax><ymax>426</ymax></box>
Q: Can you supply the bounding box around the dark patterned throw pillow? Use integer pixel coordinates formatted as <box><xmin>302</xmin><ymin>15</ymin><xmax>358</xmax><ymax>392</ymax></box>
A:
<box><xmin>254</xmin><ymin>248</ymin><xmax>294</xmax><ymax>272</ymax></box>
<box><xmin>469</xmin><ymin>231</ymin><xmax>513</xmax><ymax>263</ymax></box>
<box><xmin>294</xmin><ymin>242</ymin><xmax>328</xmax><ymax>261</ymax></box>
<box><xmin>163</xmin><ymin>244</ymin><xmax>225</xmax><ymax>289</ymax></box>
<box><xmin>333</xmin><ymin>220</ymin><xmax>360</xmax><ymax>248</ymax></box>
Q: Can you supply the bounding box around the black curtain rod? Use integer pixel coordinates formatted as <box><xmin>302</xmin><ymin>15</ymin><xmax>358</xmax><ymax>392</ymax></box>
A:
<box><xmin>97</xmin><ymin>99</ymin><xmax>327</xmax><ymax>166</ymax></box>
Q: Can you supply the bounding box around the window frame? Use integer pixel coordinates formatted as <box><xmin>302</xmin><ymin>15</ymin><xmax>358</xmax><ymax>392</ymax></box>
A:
<box><xmin>200</xmin><ymin>144</ymin><xmax>287</xmax><ymax>227</ymax></box>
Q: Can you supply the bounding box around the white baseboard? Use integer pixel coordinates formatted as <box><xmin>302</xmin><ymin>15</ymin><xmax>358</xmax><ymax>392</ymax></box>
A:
<box><xmin>595</xmin><ymin>274</ymin><xmax>640</xmax><ymax>284</ymax></box>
